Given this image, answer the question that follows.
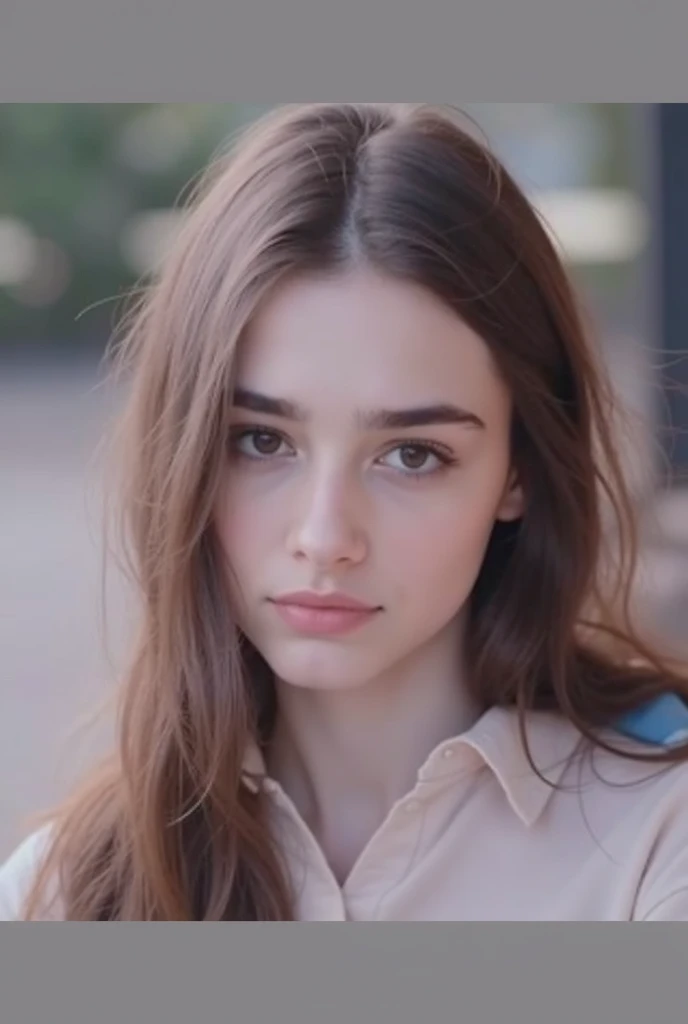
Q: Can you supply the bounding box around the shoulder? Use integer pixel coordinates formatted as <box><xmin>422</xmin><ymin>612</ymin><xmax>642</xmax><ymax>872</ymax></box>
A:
<box><xmin>537</xmin><ymin>693</ymin><xmax>688</xmax><ymax>920</ymax></box>
<box><xmin>616</xmin><ymin>759</ymin><xmax>688</xmax><ymax>920</ymax></box>
<box><xmin>628</xmin><ymin>761</ymin><xmax>688</xmax><ymax>920</ymax></box>
<box><xmin>569</xmin><ymin>740</ymin><xmax>688</xmax><ymax>920</ymax></box>
<box><xmin>0</xmin><ymin>825</ymin><xmax>57</xmax><ymax>921</ymax></box>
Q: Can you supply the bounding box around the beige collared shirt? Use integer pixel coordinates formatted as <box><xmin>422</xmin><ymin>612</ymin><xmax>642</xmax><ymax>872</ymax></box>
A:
<box><xmin>3</xmin><ymin>706</ymin><xmax>688</xmax><ymax>920</ymax></box>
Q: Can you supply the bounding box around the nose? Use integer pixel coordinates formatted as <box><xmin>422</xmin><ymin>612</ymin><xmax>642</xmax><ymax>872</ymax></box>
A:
<box><xmin>286</xmin><ymin>468</ymin><xmax>368</xmax><ymax>570</ymax></box>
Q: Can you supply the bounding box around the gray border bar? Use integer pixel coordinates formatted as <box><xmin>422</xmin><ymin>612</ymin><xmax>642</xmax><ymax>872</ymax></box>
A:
<box><xmin>2</xmin><ymin>4</ymin><xmax>688</xmax><ymax>99</ymax></box>
<box><xmin>1</xmin><ymin>924</ymin><xmax>687</xmax><ymax>1023</ymax></box>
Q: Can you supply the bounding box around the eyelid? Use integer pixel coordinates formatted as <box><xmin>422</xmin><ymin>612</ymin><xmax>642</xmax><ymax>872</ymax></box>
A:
<box><xmin>230</xmin><ymin>424</ymin><xmax>291</xmax><ymax>442</ymax></box>
<box><xmin>379</xmin><ymin>437</ymin><xmax>456</xmax><ymax>459</ymax></box>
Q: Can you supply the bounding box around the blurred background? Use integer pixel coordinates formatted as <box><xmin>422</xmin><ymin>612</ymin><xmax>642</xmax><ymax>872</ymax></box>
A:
<box><xmin>2</xmin><ymin>103</ymin><xmax>687</xmax><ymax>860</ymax></box>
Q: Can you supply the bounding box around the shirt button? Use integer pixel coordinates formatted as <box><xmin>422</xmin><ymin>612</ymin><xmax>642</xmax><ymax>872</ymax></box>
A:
<box><xmin>404</xmin><ymin>799</ymin><xmax>420</xmax><ymax>813</ymax></box>
<box><xmin>442</xmin><ymin>747</ymin><xmax>455</xmax><ymax>759</ymax></box>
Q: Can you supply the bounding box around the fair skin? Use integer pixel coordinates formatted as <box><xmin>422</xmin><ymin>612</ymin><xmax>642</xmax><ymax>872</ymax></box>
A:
<box><xmin>214</xmin><ymin>267</ymin><xmax>524</xmax><ymax>882</ymax></box>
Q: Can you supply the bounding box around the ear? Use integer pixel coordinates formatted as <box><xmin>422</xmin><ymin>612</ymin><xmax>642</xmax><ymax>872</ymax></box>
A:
<box><xmin>495</xmin><ymin>467</ymin><xmax>525</xmax><ymax>523</ymax></box>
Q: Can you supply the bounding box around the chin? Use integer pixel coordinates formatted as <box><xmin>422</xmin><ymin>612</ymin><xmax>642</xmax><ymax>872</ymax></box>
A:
<box><xmin>265</xmin><ymin>643</ymin><xmax>378</xmax><ymax>693</ymax></box>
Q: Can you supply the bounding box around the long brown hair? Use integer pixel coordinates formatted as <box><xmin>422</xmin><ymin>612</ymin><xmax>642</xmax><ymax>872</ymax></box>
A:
<box><xmin>23</xmin><ymin>103</ymin><xmax>688</xmax><ymax>920</ymax></box>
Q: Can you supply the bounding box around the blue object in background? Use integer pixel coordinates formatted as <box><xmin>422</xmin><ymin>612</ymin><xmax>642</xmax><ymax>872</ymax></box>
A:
<box><xmin>615</xmin><ymin>693</ymin><xmax>688</xmax><ymax>747</ymax></box>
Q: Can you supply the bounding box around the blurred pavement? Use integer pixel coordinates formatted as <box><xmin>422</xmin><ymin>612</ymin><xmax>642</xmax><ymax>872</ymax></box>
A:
<box><xmin>1</xmin><ymin>357</ymin><xmax>131</xmax><ymax>860</ymax></box>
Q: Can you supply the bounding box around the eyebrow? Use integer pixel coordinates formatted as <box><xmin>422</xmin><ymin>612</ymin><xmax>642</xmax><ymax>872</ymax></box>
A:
<box><xmin>232</xmin><ymin>388</ymin><xmax>486</xmax><ymax>430</ymax></box>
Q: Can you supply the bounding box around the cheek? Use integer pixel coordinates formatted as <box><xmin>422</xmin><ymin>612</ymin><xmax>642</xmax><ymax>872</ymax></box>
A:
<box><xmin>397</xmin><ymin>516</ymin><xmax>491</xmax><ymax>594</ymax></box>
<box><xmin>214</xmin><ymin>482</ymin><xmax>279</xmax><ymax>578</ymax></box>
<box><xmin>385</xmin><ymin>480</ymin><xmax>503</xmax><ymax>599</ymax></box>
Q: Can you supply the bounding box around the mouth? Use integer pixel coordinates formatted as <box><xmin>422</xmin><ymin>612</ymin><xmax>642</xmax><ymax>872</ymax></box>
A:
<box><xmin>272</xmin><ymin>590</ymin><xmax>379</xmax><ymax>611</ymax></box>
<box><xmin>268</xmin><ymin>592</ymin><xmax>381</xmax><ymax>636</ymax></box>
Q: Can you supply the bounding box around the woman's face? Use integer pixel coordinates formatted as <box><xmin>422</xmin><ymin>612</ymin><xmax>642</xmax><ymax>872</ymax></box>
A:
<box><xmin>214</xmin><ymin>268</ymin><xmax>523</xmax><ymax>692</ymax></box>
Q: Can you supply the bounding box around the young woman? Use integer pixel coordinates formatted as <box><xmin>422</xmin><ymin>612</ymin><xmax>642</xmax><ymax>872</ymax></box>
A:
<box><xmin>3</xmin><ymin>102</ymin><xmax>688</xmax><ymax>921</ymax></box>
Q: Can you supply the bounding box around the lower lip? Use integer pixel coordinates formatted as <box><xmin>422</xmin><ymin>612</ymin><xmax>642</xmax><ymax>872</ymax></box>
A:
<box><xmin>270</xmin><ymin>602</ymin><xmax>379</xmax><ymax>636</ymax></box>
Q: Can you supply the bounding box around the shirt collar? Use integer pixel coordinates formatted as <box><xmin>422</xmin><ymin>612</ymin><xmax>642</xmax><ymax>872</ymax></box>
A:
<box><xmin>240</xmin><ymin>704</ymin><xmax>584</xmax><ymax>827</ymax></box>
<box><xmin>447</xmin><ymin>695</ymin><xmax>688</xmax><ymax>825</ymax></box>
<box><xmin>451</xmin><ymin>706</ymin><xmax>584</xmax><ymax>826</ymax></box>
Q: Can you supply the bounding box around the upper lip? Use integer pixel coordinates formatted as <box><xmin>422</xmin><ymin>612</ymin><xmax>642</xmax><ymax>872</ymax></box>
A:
<box><xmin>271</xmin><ymin>590</ymin><xmax>378</xmax><ymax>611</ymax></box>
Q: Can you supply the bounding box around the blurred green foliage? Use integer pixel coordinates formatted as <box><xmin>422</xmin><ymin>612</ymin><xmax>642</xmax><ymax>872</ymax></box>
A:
<box><xmin>0</xmin><ymin>104</ymin><xmax>270</xmax><ymax>352</ymax></box>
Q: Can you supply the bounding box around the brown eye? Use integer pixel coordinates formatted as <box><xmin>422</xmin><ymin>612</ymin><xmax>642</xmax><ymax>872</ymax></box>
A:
<box><xmin>399</xmin><ymin>445</ymin><xmax>431</xmax><ymax>470</ymax></box>
<box><xmin>231</xmin><ymin>428</ymin><xmax>289</xmax><ymax>459</ymax></box>
<box><xmin>252</xmin><ymin>431</ymin><xmax>282</xmax><ymax>455</ymax></box>
<box><xmin>377</xmin><ymin>442</ymin><xmax>455</xmax><ymax>477</ymax></box>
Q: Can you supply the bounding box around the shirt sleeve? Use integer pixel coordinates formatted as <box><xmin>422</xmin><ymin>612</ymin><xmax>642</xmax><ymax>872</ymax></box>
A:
<box><xmin>0</xmin><ymin>827</ymin><xmax>54</xmax><ymax>921</ymax></box>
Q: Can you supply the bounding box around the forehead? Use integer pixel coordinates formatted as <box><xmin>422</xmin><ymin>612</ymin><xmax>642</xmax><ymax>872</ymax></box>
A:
<box><xmin>237</xmin><ymin>269</ymin><xmax>506</xmax><ymax>414</ymax></box>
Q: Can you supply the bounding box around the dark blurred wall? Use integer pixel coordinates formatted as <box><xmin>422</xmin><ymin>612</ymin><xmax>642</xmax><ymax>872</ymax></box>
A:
<box><xmin>655</xmin><ymin>104</ymin><xmax>688</xmax><ymax>479</ymax></box>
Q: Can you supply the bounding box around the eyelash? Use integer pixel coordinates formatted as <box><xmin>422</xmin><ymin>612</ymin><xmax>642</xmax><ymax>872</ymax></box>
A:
<box><xmin>228</xmin><ymin>426</ymin><xmax>459</xmax><ymax>479</ymax></box>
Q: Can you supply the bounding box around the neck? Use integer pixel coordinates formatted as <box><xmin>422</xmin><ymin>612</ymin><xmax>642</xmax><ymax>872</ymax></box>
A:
<box><xmin>266</xmin><ymin>616</ymin><xmax>480</xmax><ymax>839</ymax></box>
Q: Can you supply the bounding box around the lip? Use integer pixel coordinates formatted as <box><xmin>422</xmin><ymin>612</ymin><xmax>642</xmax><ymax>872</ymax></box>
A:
<box><xmin>271</xmin><ymin>591</ymin><xmax>378</xmax><ymax>611</ymax></box>
<box><xmin>268</xmin><ymin>591</ymin><xmax>381</xmax><ymax>636</ymax></box>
